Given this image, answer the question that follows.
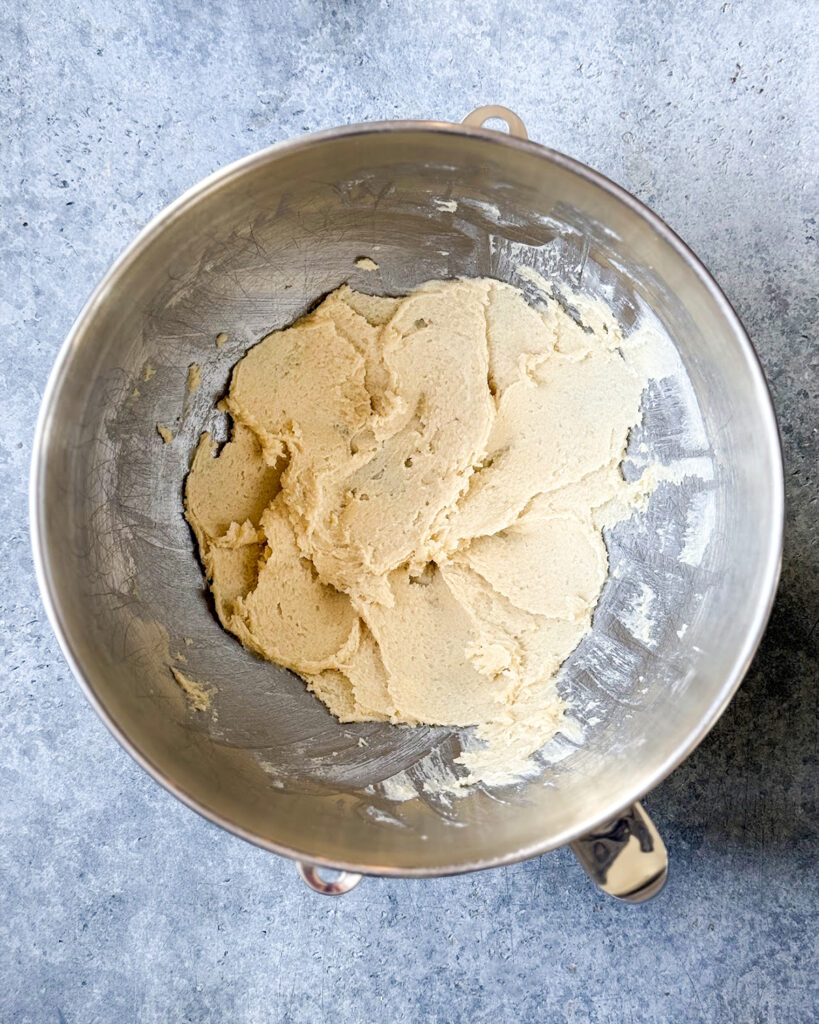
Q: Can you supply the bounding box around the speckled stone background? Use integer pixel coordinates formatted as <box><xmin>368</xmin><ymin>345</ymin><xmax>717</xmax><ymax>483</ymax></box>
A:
<box><xmin>1</xmin><ymin>1</ymin><xmax>817</xmax><ymax>1021</ymax></box>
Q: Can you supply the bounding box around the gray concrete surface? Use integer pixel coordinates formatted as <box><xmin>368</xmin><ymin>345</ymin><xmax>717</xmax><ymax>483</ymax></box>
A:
<box><xmin>1</xmin><ymin>1</ymin><xmax>817</xmax><ymax>1021</ymax></box>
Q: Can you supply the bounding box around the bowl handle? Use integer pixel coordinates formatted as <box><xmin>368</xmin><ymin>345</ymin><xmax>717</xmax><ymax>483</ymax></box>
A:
<box><xmin>296</xmin><ymin>862</ymin><xmax>363</xmax><ymax>895</ymax></box>
<box><xmin>461</xmin><ymin>105</ymin><xmax>528</xmax><ymax>140</ymax></box>
<box><xmin>569</xmin><ymin>802</ymin><xmax>668</xmax><ymax>903</ymax></box>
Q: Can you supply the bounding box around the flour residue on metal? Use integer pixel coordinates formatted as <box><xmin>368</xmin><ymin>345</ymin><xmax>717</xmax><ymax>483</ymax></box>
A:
<box><xmin>619</xmin><ymin>583</ymin><xmax>657</xmax><ymax>646</ymax></box>
<box><xmin>679</xmin><ymin>490</ymin><xmax>717</xmax><ymax>567</ymax></box>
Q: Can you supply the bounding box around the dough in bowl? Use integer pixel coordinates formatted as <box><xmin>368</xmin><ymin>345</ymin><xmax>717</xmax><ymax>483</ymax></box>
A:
<box><xmin>186</xmin><ymin>277</ymin><xmax>662</xmax><ymax>785</ymax></box>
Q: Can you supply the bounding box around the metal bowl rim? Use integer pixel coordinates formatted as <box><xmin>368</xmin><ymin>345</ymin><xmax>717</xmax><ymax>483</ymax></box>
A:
<box><xmin>29</xmin><ymin>117</ymin><xmax>785</xmax><ymax>876</ymax></box>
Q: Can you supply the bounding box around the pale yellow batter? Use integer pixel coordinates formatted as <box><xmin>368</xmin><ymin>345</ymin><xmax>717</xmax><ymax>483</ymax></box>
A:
<box><xmin>186</xmin><ymin>278</ymin><xmax>660</xmax><ymax>784</ymax></box>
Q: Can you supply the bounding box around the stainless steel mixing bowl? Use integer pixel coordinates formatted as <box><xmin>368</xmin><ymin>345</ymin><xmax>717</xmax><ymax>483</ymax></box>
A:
<box><xmin>30</xmin><ymin>106</ymin><xmax>783</xmax><ymax>900</ymax></box>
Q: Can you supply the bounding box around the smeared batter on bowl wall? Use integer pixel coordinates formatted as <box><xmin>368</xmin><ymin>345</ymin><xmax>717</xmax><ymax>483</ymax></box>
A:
<box><xmin>186</xmin><ymin>278</ymin><xmax>665</xmax><ymax>786</ymax></box>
